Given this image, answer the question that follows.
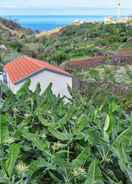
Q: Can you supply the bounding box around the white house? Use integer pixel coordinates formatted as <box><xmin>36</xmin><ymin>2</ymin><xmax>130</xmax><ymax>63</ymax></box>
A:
<box><xmin>3</xmin><ymin>55</ymin><xmax>72</xmax><ymax>98</ymax></box>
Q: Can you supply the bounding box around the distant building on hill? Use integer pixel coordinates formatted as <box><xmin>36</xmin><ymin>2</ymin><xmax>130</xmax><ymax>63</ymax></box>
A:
<box><xmin>3</xmin><ymin>55</ymin><xmax>72</xmax><ymax>97</ymax></box>
<box><xmin>104</xmin><ymin>16</ymin><xmax>115</xmax><ymax>24</ymax></box>
<box><xmin>104</xmin><ymin>16</ymin><xmax>132</xmax><ymax>24</ymax></box>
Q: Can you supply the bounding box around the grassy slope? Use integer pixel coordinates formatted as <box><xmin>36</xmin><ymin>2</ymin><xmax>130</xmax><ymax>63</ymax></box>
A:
<box><xmin>0</xmin><ymin>20</ymin><xmax>132</xmax><ymax>66</ymax></box>
<box><xmin>36</xmin><ymin>23</ymin><xmax>132</xmax><ymax>63</ymax></box>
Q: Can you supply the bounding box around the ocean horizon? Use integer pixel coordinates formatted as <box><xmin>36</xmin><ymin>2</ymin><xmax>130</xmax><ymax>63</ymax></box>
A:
<box><xmin>5</xmin><ymin>15</ymin><xmax>110</xmax><ymax>31</ymax></box>
<box><xmin>2</xmin><ymin>6</ymin><xmax>131</xmax><ymax>31</ymax></box>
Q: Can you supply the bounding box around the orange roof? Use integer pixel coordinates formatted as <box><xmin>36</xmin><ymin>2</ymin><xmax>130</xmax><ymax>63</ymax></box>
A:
<box><xmin>4</xmin><ymin>56</ymin><xmax>71</xmax><ymax>84</ymax></box>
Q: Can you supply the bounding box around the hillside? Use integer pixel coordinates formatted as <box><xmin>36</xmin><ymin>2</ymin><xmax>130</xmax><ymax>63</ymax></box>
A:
<box><xmin>0</xmin><ymin>17</ymin><xmax>33</xmax><ymax>39</ymax></box>
<box><xmin>0</xmin><ymin>19</ymin><xmax>132</xmax><ymax>67</ymax></box>
<box><xmin>0</xmin><ymin>18</ymin><xmax>132</xmax><ymax>88</ymax></box>
<box><xmin>0</xmin><ymin>18</ymin><xmax>132</xmax><ymax>184</ymax></box>
<box><xmin>34</xmin><ymin>23</ymin><xmax>132</xmax><ymax>63</ymax></box>
<box><xmin>0</xmin><ymin>17</ymin><xmax>34</xmax><ymax>69</ymax></box>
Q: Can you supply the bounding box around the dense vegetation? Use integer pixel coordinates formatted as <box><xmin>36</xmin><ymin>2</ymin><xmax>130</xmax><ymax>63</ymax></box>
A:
<box><xmin>77</xmin><ymin>65</ymin><xmax>132</xmax><ymax>85</ymax></box>
<box><xmin>0</xmin><ymin>81</ymin><xmax>132</xmax><ymax>184</ymax></box>
<box><xmin>39</xmin><ymin>23</ymin><xmax>132</xmax><ymax>63</ymax></box>
<box><xmin>0</xmin><ymin>18</ymin><xmax>132</xmax><ymax>184</ymax></box>
<box><xmin>0</xmin><ymin>18</ymin><xmax>132</xmax><ymax>68</ymax></box>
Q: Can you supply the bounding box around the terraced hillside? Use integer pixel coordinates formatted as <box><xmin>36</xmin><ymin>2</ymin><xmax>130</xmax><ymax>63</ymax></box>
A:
<box><xmin>0</xmin><ymin>18</ymin><xmax>132</xmax><ymax>87</ymax></box>
<box><xmin>0</xmin><ymin>18</ymin><xmax>132</xmax><ymax>68</ymax></box>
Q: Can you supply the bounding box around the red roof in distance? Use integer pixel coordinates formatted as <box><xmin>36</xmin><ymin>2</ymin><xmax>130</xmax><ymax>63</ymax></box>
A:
<box><xmin>4</xmin><ymin>55</ymin><xmax>71</xmax><ymax>84</ymax></box>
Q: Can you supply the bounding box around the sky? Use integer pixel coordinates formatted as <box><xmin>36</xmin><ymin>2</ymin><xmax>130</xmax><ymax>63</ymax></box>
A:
<box><xmin>0</xmin><ymin>0</ymin><xmax>131</xmax><ymax>15</ymax></box>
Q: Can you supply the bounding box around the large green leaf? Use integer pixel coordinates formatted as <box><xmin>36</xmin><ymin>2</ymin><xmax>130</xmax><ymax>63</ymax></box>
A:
<box><xmin>0</xmin><ymin>177</ymin><xmax>9</xmax><ymax>184</ymax></box>
<box><xmin>0</xmin><ymin>114</ymin><xmax>9</xmax><ymax>144</ymax></box>
<box><xmin>112</xmin><ymin>126</ymin><xmax>132</xmax><ymax>182</ymax></box>
<box><xmin>5</xmin><ymin>144</ymin><xmax>20</xmax><ymax>178</ymax></box>
<box><xmin>104</xmin><ymin>114</ymin><xmax>110</xmax><ymax>132</ymax></box>
<box><xmin>74</xmin><ymin>114</ymin><xmax>88</xmax><ymax>133</ymax></box>
<box><xmin>16</xmin><ymin>79</ymin><xmax>31</xmax><ymax>98</ymax></box>
<box><xmin>21</xmin><ymin>130</ymin><xmax>50</xmax><ymax>152</ymax></box>
<box><xmin>113</xmin><ymin>144</ymin><xmax>129</xmax><ymax>171</ymax></box>
<box><xmin>113</xmin><ymin>126</ymin><xmax>132</xmax><ymax>146</ymax></box>
<box><xmin>28</xmin><ymin>159</ymin><xmax>54</xmax><ymax>176</ymax></box>
<box><xmin>72</xmin><ymin>148</ymin><xmax>90</xmax><ymax>168</ymax></box>
<box><xmin>85</xmin><ymin>160</ymin><xmax>103</xmax><ymax>184</ymax></box>
<box><xmin>48</xmin><ymin>128</ymin><xmax>73</xmax><ymax>141</ymax></box>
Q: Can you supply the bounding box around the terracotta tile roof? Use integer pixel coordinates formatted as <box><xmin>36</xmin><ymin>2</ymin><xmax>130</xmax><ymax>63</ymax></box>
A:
<box><xmin>4</xmin><ymin>55</ymin><xmax>71</xmax><ymax>84</ymax></box>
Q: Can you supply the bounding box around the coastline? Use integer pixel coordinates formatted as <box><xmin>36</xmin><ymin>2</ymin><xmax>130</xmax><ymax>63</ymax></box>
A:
<box><xmin>2</xmin><ymin>15</ymin><xmax>129</xmax><ymax>31</ymax></box>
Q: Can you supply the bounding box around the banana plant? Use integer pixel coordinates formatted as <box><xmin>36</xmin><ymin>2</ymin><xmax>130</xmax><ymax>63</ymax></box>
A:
<box><xmin>0</xmin><ymin>77</ymin><xmax>132</xmax><ymax>184</ymax></box>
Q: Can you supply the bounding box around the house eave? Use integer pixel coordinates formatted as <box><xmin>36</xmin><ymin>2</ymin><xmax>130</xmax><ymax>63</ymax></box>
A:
<box><xmin>13</xmin><ymin>68</ymin><xmax>72</xmax><ymax>85</ymax></box>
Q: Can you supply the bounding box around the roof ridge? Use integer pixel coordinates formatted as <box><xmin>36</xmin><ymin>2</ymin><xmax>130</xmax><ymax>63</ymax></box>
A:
<box><xmin>24</xmin><ymin>56</ymin><xmax>71</xmax><ymax>75</ymax></box>
<box><xmin>4</xmin><ymin>55</ymin><xmax>71</xmax><ymax>84</ymax></box>
<box><xmin>23</xmin><ymin>55</ymin><xmax>49</xmax><ymax>68</ymax></box>
<box><xmin>17</xmin><ymin>55</ymin><xmax>64</xmax><ymax>70</ymax></box>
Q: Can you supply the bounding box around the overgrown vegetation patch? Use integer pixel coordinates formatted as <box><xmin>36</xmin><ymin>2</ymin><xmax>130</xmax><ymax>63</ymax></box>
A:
<box><xmin>0</xmin><ymin>82</ymin><xmax>132</xmax><ymax>184</ymax></box>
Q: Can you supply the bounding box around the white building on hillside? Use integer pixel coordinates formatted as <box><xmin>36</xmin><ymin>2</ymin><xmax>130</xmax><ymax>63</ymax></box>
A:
<box><xmin>3</xmin><ymin>55</ymin><xmax>72</xmax><ymax>98</ymax></box>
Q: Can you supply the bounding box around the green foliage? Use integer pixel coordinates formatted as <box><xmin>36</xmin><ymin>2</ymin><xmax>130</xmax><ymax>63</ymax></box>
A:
<box><xmin>49</xmin><ymin>50</ymin><xmax>68</xmax><ymax>64</ymax></box>
<box><xmin>78</xmin><ymin>65</ymin><xmax>132</xmax><ymax>85</ymax></box>
<box><xmin>0</xmin><ymin>82</ymin><xmax>131</xmax><ymax>184</ymax></box>
<box><xmin>0</xmin><ymin>114</ymin><xmax>9</xmax><ymax>144</ymax></box>
<box><xmin>84</xmin><ymin>160</ymin><xmax>103</xmax><ymax>184</ymax></box>
<box><xmin>0</xmin><ymin>21</ymin><xmax>132</xmax><ymax>68</ymax></box>
<box><xmin>5</xmin><ymin>144</ymin><xmax>20</xmax><ymax>178</ymax></box>
<box><xmin>0</xmin><ymin>18</ymin><xmax>132</xmax><ymax>183</ymax></box>
<box><xmin>9</xmin><ymin>40</ymin><xmax>23</xmax><ymax>52</ymax></box>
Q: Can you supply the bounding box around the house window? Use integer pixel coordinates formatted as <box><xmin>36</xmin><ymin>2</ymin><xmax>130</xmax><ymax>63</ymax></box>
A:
<box><xmin>3</xmin><ymin>72</ymin><xmax>7</xmax><ymax>84</ymax></box>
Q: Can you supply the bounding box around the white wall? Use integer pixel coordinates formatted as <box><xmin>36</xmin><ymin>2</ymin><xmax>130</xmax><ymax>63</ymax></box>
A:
<box><xmin>5</xmin><ymin>70</ymin><xmax>72</xmax><ymax>98</ymax></box>
<box><xmin>0</xmin><ymin>74</ymin><xmax>2</xmax><ymax>82</ymax></box>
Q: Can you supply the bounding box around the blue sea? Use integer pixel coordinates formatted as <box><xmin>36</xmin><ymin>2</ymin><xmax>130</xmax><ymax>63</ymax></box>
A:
<box><xmin>3</xmin><ymin>8</ymin><xmax>132</xmax><ymax>31</ymax></box>
<box><xmin>4</xmin><ymin>8</ymin><xmax>131</xmax><ymax>32</ymax></box>
<box><xmin>4</xmin><ymin>15</ymin><xmax>116</xmax><ymax>31</ymax></box>
<box><xmin>2</xmin><ymin>7</ymin><xmax>132</xmax><ymax>31</ymax></box>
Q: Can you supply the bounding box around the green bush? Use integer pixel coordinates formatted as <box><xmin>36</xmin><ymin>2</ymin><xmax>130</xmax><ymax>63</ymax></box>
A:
<box><xmin>9</xmin><ymin>40</ymin><xmax>23</xmax><ymax>52</ymax></box>
<box><xmin>50</xmin><ymin>50</ymin><xmax>68</xmax><ymax>64</ymax></box>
